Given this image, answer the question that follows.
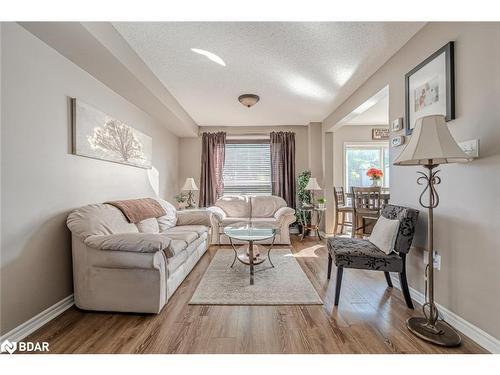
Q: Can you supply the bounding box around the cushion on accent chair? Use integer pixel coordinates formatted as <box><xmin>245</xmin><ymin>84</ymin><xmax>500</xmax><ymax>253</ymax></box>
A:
<box><xmin>368</xmin><ymin>215</ymin><xmax>400</xmax><ymax>255</ymax></box>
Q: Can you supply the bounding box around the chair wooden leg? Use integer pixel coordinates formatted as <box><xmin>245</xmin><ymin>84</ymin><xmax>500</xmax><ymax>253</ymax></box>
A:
<box><xmin>333</xmin><ymin>211</ymin><xmax>339</xmax><ymax>236</ymax></box>
<box><xmin>327</xmin><ymin>254</ymin><xmax>333</xmax><ymax>279</ymax></box>
<box><xmin>334</xmin><ymin>266</ymin><xmax>344</xmax><ymax>306</ymax></box>
<box><xmin>384</xmin><ymin>272</ymin><xmax>393</xmax><ymax>288</ymax></box>
<box><xmin>340</xmin><ymin>212</ymin><xmax>345</xmax><ymax>234</ymax></box>
<box><xmin>399</xmin><ymin>269</ymin><xmax>414</xmax><ymax>309</ymax></box>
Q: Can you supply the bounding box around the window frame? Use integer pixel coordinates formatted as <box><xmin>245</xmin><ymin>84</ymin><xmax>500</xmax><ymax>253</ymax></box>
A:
<box><xmin>343</xmin><ymin>141</ymin><xmax>390</xmax><ymax>191</ymax></box>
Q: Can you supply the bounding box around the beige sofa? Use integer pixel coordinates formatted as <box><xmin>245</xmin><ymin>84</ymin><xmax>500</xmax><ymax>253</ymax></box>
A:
<box><xmin>66</xmin><ymin>199</ymin><xmax>211</xmax><ymax>314</ymax></box>
<box><xmin>207</xmin><ymin>195</ymin><xmax>295</xmax><ymax>245</ymax></box>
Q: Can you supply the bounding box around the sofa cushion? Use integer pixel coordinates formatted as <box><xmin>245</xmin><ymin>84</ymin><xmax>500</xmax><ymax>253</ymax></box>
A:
<box><xmin>185</xmin><ymin>232</ymin><xmax>208</xmax><ymax>257</ymax></box>
<box><xmin>215</xmin><ymin>195</ymin><xmax>250</xmax><ymax>217</ymax></box>
<box><xmin>164</xmin><ymin>239</ymin><xmax>188</xmax><ymax>258</ymax></box>
<box><xmin>166</xmin><ymin>251</ymin><xmax>188</xmax><ymax>276</ymax></box>
<box><xmin>84</xmin><ymin>233</ymin><xmax>171</xmax><ymax>253</ymax></box>
<box><xmin>136</xmin><ymin>218</ymin><xmax>160</xmax><ymax>234</ymax></box>
<box><xmin>328</xmin><ymin>237</ymin><xmax>403</xmax><ymax>273</ymax></box>
<box><xmin>155</xmin><ymin>198</ymin><xmax>178</xmax><ymax>231</ymax></box>
<box><xmin>251</xmin><ymin>196</ymin><xmax>286</xmax><ymax>218</ymax></box>
<box><xmin>163</xmin><ymin>231</ymin><xmax>198</xmax><ymax>244</ymax></box>
<box><xmin>176</xmin><ymin>209</ymin><xmax>212</xmax><ymax>226</ymax></box>
<box><xmin>67</xmin><ymin>204</ymin><xmax>138</xmax><ymax>240</ymax></box>
<box><xmin>165</xmin><ymin>225</ymin><xmax>209</xmax><ymax>237</ymax></box>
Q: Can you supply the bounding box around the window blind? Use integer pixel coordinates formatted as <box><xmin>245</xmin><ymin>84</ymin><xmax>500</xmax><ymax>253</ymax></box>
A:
<box><xmin>223</xmin><ymin>142</ymin><xmax>272</xmax><ymax>195</ymax></box>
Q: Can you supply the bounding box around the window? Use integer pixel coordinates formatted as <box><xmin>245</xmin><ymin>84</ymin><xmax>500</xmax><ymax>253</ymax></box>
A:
<box><xmin>344</xmin><ymin>142</ymin><xmax>390</xmax><ymax>191</ymax></box>
<box><xmin>223</xmin><ymin>141</ymin><xmax>272</xmax><ymax>195</ymax></box>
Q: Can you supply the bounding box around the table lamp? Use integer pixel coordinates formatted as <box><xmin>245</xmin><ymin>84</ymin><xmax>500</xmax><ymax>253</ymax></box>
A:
<box><xmin>181</xmin><ymin>177</ymin><xmax>199</xmax><ymax>209</ymax></box>
<box><xmin>394</xmin><ymin>114</ymin><xmax>471</xmax><ymax>347</ymax></box>
<box><xmin>305</xmin><ymin>177</ymin><xmax>321</xmax><ymax>207</ymax></box>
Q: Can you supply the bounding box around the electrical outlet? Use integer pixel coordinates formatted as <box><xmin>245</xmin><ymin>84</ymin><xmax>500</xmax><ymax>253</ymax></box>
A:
<box><xmin>434</xmin><ymin>254</ymin><xmax>441</xmax><ymax>271</ymax></box>
<box><xmin>423</xmin><ymin>250</ymin><xmax>441</xmax><ymax>270</ymax></box>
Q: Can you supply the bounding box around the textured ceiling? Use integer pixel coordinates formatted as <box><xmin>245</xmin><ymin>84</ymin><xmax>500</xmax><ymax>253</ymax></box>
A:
<box><xmin>113</xmin><ymin>22</ymin><xmax>424</xmax><ymax>127</ymax></box>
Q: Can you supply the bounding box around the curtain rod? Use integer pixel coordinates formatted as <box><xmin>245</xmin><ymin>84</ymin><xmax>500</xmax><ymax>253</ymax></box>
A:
<box><xmin>198</xmin><ymin>131</ymin><xmax>271</xmax><ymax>137</ymax></box>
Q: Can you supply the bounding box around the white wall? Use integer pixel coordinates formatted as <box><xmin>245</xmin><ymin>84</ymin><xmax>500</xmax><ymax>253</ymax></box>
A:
<box><xmin>323</xmin><ymin>22</ymin><xmax>500</xmax><ymax>340</ymax></box>
<box><xmin>0</xmin><ymin>23</ymin><xmax>180</xmax><ymax>335</ymax></box>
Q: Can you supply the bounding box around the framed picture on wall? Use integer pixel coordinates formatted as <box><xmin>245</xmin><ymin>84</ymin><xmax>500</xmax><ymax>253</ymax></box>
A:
<box><xmin>71</xmin><ymin>98</ymin><xmax>153</xmax><ymax>169</ymax></box>
<box><xmin>405</xmin><ymin>41</ymin><xmax>455</xmax><ymax>135</ymax></box>
<box><xmin>371</xmin><ymin>128</ymin><xmax>389</xmax><ymax>140</ymax></box>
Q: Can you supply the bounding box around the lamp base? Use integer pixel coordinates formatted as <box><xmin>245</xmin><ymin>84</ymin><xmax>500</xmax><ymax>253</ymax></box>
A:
<box><xmin>406</xmin><ymin>317</ymin><xmax>461</xmax><ymax>347</ymax></box>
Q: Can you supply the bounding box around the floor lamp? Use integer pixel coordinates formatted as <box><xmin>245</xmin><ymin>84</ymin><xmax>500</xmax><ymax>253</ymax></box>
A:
<box><xmin>393</xmin><ymin>114</ymin><xmax>471</xmax><ymax>347</ymax></box>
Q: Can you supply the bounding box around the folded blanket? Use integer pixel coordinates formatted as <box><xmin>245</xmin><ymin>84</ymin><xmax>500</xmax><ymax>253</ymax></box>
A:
<box><xmin>105</xmin><ymin>198</ymin><xmax>166</xmax><ymax>223</ymax></box>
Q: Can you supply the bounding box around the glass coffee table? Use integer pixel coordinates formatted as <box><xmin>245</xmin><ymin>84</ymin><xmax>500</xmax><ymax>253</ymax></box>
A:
<box><xmin>223</xmin><ymin>222</ymin><xmax>277</xmax><ymax>285</ymax></box>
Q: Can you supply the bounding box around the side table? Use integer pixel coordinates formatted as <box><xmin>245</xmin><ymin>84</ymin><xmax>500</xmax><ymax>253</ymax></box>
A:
<box><xmin>297</xmin><ymin>206</ymin><xmax>326</xmax><ymax>241</ymax></box>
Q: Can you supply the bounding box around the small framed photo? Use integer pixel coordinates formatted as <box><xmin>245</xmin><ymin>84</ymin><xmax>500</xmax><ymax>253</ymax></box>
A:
<box><xmin>405</xmin><ymin>41</ymin><xmax>455</xmax><ymax>135</ymax></box>
<box><xmin>391</xmin><ymin>135</ymin><xmax>405</xmax><ymax>148</ymax></box>
<box><xmin>372</xmin><ymin>128</ymin><xmax>389</xmax><ymax>140</ymax></box>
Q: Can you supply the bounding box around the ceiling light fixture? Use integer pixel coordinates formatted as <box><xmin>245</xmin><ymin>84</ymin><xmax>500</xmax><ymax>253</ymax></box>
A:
<box><xmin>238</xmin><ymin>94</ymin><xmax>260</xmax><ymax>108</ymax></box>
<box><xmin>190</xmin><ymin>48</ymin><xmax>226</xmax><ymax>66</ymax></box>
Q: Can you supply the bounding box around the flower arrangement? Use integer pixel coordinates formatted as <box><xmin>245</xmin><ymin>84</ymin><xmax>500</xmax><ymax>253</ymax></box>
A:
<box><xmin>366</xmin><ymin>167</ymin><xmax>384</xmax><ymax>181</ymax></box>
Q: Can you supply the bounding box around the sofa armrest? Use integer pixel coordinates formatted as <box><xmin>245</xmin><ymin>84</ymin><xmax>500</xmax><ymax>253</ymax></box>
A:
<box><xmin>274</xmin><ymin>207</ymin><xmax>295</xmax><ymax>221</ymax></box>
<box><xmin>176</xmin><ymin>209</ymin><xmax>212</xmax><ymax>226</ymax></box>
<box><xmin>84</xmin><ymin>233</ymin><xmax>171</xmax><ymax>253</ymax></box>
<box><xmin>206</xmin><ymin>206</ymin><xmax>227</xmax><ymax>222</ymax></box>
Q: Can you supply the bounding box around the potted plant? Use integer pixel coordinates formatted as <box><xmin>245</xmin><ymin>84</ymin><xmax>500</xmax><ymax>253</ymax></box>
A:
<box><xmin>297</xmin><ymin>170</ymin><xmax>312</xmax><ymax>207</ymax></box>
<box><xmin>295</xmin><ymin>170</ymin><xmax>312</xmax><ymax>234</ymax></box>
<box><xmin>366</xmin><ymin>167</ymin><xmax>384</xmax><ymax>187</ymax></box>
<box><xmin>174</xmin><ymin>192</ymin><xmax>187</xmax><ymax>209</ymax></box>
<box><xmin>316</xmin><ymin>197</ymin><xmax>326</xmax><ymax>209</ymax></box>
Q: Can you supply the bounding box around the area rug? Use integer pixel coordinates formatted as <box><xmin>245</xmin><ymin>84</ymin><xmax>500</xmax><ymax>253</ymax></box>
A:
<box><xmin>189</xmin><ymin>248</ymin><xmax>323</xmax><ymax>305</ymax></box>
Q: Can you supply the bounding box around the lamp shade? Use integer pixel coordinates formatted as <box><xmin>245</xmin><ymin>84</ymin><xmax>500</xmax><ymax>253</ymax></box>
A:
<box><xmin>181</xmin><ymin>177</ymin><xmax>199</xmax><ymax>191</ymax></box>
<box><xmin>305</xmin><ymin>177</ymin><xmax>321</xmax><ymax>190</ymax></box>
<box><xmin>393</xmin><ymin>115</ymin><xmax>471</xmax><ymax>166</ymax></box>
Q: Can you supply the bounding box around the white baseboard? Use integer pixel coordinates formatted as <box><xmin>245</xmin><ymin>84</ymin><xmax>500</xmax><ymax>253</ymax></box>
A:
<box><xmin>390</xmin><ymin>276</ymin><xmax>499</xmax><ymax>353</ymax></box>
<box><xmin>0</xmin><ymin>294</ymin><xmax>74</xmax><ymax>343</ymax></box>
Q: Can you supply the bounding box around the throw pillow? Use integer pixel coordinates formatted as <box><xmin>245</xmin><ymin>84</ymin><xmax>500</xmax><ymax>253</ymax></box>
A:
<box><xmin>369</xmin><ymin>215</ymin><xmax>400</xmax><ymax>255</ymax></box>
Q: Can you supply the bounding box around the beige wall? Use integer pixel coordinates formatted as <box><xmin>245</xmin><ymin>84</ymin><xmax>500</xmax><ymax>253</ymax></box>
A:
<box><xmin>323</xmin><ymin>22</ymin><xmax>500</xmax><ymax>340</ymax></box>
<box><xmin>178</xmin><ymin>125</ymin><xmax>309</xmax><ymax>205</ymax></box>
<box><xmin>0</xmin><ymin>23</ymin><xmax>180</xmax><ymax>335</ymax></box>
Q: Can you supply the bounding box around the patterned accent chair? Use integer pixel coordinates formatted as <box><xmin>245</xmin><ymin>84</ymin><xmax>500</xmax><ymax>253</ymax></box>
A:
<box><xmin>327</xmin><ymin>204</ymin><xmax>419</xmax><ymax>309</ymax></box>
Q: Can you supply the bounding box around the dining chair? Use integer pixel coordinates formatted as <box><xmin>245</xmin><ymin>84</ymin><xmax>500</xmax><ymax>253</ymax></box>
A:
<box><xmin>350</xmin><ymin>186</ymin><xmax>382</xmax><ymax>238</ymax></box>
<box><xmin>333</xmin><ymin>187</ymin><xmax>353</xmax><ymax>236</ymax></box>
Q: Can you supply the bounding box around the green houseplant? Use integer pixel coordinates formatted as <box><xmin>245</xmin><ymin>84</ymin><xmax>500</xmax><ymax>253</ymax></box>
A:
<box><xmin>296</xmin><ymin>170</ymin><xmax>312</xmax><ymax>233</ymax></box>
<box><xmin>316</xmin><ymin>197</ymin><xmax>326</xmax><ymax>210</ymax></box>
<box><xmin>297</xmin><ymin>170</ymin><xmax>312</xmax><ymax>207</ymax></box>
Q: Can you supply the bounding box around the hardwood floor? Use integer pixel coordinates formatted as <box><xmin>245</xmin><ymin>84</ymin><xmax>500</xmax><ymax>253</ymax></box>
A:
<box><xmin>25</xmin><ymin>236</ymin><xmax>486</xmax><ymax>353</ymax></box>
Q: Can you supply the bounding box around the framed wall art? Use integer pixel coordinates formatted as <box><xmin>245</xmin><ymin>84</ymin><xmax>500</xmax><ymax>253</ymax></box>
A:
<box><xmin>371</xmin><ymin>128</ymin><xmax>389</xmax><ymax>140</ymax></box>
<box><xmin>405</xmin><ymin>41</ymin><xmax>455</xmax><ymax>135</ymax></box>
<box><xmin>71</xmin><ymin>98</ymin><xmax>152</xmax><ymax>169</ymax></box>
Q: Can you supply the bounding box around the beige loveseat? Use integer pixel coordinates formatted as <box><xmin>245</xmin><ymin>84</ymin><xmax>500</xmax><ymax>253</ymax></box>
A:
<box><xmin>66</xmin><ymin>199</ymin><xmax>211</xmax><ymax>314</ymax></box>
<box><xmin>207</xmin><ymin>195</ymin><xmax>295</xmax><ymax>245</ymax></box>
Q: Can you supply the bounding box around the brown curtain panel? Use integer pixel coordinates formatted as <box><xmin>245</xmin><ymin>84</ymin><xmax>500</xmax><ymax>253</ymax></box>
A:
<box><xmin>199</xmin><ymin>132</ymin><xmax>226</xmax><ymax>207</ymax></box>
<box><xmin>270</xmin><ymin>131</ymin><xmax>296</xmax><ymax>208</ymax></box>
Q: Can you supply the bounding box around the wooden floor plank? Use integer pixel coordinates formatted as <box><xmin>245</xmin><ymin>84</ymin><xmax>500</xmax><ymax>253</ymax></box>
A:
<box><xmin>23</xmin><ymin>235</ymin><xmax>487</xmax><ymax>354</ymax></box>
